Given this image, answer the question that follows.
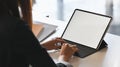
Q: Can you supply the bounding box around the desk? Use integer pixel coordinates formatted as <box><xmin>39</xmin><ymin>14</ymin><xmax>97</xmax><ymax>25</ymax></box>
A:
<box><xmin>34</xmin><ymin>18</ymin><xmax>120</xmax><ymax>67</ymax></box>
<box><xmin>49</xmin><ymin>33</ymin><xmax>120</xmax><ymax>67</ymax></box>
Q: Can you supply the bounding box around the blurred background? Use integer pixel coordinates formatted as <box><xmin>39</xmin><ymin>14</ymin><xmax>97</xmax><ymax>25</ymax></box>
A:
<box><xmin>32</xmin><ymin>0</ymin><xmax>120</xmax><ymax>36</ymax></box>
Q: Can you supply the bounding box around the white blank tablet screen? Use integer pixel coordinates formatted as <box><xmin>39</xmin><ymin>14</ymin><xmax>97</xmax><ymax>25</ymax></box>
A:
<box><xmin>62</xmin><ymin>10</ymin><xmax>111</xmax><ymax>49</ymax></box>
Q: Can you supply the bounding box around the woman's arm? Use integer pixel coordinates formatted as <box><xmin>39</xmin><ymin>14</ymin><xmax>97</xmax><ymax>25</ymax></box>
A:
<box><xmin>14</xmin><ymin>18</ymin><xmax>57</xmax><ymax>67</ymax></box>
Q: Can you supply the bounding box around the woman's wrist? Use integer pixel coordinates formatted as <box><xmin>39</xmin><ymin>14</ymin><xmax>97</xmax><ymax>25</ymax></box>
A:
<box><xmin>58</xmin><ymin>55</ymin><xmax>69</xmax><ymax>63</ymax></box>
<box><xmin>58</xmin><ymin>55</ymin><xmax>73</xmax><ymax>67</ymax></box>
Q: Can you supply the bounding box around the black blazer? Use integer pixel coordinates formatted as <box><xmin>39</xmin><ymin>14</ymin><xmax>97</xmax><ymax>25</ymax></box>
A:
<box><xmin>0</xmin><ymin>16</ymin><xmax>57</xmax><ymax>67</ymax></box>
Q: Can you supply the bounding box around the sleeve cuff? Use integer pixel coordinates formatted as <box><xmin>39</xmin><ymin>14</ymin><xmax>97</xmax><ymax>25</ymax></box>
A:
<box><xmin>58</xmin><ymin>55</ymin><xmax>73</xmax><ymax>67</ymax></box>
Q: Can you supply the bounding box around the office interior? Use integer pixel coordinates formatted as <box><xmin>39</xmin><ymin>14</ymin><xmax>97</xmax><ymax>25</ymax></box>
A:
<box><xmin>1</xmin><ymin>0</ymin><xmax>119</xmax><ymax>67</ymax></box>
<box><xmin>32</xmin><ymin>0</ymin><xmax>120</xmax><ymax>36</ymax></box>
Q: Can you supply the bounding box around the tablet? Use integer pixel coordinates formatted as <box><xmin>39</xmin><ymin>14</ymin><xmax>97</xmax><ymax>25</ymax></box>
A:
<box><xmin>61</xmin><ymin>9</ymin><xmax>112</xmax><ymax>57</ymax></box>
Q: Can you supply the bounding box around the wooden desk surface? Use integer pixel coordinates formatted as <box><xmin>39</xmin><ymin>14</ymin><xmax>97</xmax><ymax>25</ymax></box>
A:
<box><xmin>32</xmin><ymin>24</ymin><xmax>44</xmax><ymax>37</ymax></box>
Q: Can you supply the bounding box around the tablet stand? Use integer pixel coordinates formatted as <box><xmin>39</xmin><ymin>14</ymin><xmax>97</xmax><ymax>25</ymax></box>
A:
<box><xmin>98</xmin><ymin>40</ymin><xmax>108</xmax><ymax>50</ymax></box>
<box><xmin>74</xmin><ymin>40</ymin><xmax>108</xmax><ymax>58</ymax></box>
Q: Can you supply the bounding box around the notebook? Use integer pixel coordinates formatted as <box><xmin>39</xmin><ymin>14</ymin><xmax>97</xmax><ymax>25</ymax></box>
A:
<box><xmin>61</xmin><ymin>9</ymin><xmax>112</xmax><ymax>58</ymax></box>
<box><xmin>35</xmin><ymin>22</ymin><xmax>58</xmax><ymax>42</ymax></box>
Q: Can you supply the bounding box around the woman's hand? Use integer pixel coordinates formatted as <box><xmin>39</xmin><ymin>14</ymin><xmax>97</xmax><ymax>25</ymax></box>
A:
<box><xmin>41</xmin><ymin>37</ymin><xmax>66</xmax><ymax>50</ymax></box>
<box><xmin>59</xmin><ymin>43</ymin><xmax>78</xmax><ymax>62</ymax></box>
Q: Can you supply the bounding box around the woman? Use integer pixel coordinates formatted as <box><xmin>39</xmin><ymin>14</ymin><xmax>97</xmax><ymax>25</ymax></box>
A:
<box><xmin>0</xmin><ymin>0</ymin><xmax>78</xmax><ymax>67</ymax></box>
<box><xmin>0</xmin><ymin>16</ymin><xmax>78</xmax><ymax>67</ymax></box>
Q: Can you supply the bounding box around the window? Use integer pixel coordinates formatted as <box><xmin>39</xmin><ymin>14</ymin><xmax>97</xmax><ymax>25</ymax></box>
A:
<box><xmin>32</xmin><ymin>0</ymin><xmax>120</xmax><ymax>36</ymax></box>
